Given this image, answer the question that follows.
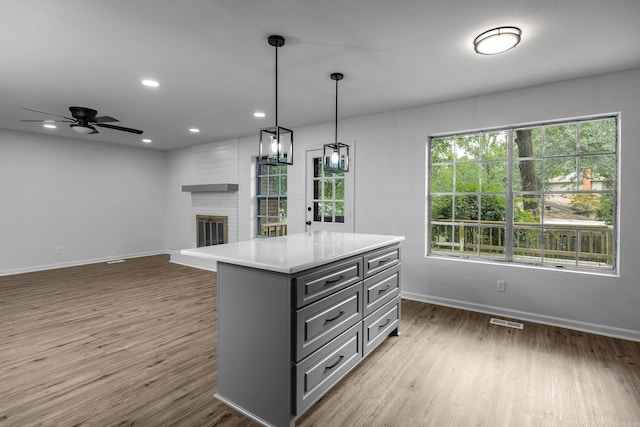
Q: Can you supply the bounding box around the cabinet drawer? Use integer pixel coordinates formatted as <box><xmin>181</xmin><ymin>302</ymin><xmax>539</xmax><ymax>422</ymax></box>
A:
<box><xmin>363</xmin><ymin>296</ymin><xmax>400</xmax><ymax>356</ymax></box>
<box><xmin>364</xmin><ymin>245</ymin><xmax>400</xmax><ymax>277</ymax></box>
<box><xmin>364</xmin><ymin>264</ymin><xmax>400</xmax><ymax>317</ymax></box>
<box><xmin>294</xmin><ymin>323</ymin><xmax>362</xmax><ymax>415</ymax></box>
<box><xmin>295</xmin><ymin>283</ymin><xmax>362</xmax><ymax>361</ymax></box>
<box><xmin>294</xmin><ymin>257</ymin><xmax>363</xmax><ymax>308</ymax></box>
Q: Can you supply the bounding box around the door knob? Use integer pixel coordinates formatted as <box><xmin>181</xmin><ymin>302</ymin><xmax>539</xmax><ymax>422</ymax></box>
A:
<box><xmin>307</xmin><ymin>206</ymin><xmax>312</xmax><ymax>211</ymax></box>
<box><xmin>306</xmin><ymin>221</ymin><xmax>312</xmax><ymax>226</ymax></box>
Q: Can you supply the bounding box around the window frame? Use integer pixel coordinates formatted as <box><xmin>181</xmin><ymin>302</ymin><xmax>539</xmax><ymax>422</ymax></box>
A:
<box><xmin>426</xmin><ymin>114</ymin><xmax>619</xmax><ymax>274</ymax></box>
<box><xmin>256</xmin><ymin>162</ymin><xmax>287</xmax><ymax>238</ymax></box>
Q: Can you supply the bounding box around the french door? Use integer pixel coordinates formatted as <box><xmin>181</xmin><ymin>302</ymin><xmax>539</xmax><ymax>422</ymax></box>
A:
<box><xmin>305</xmin><ymin>147</ymin><xmax>354</xmax><ymax>232</ymax></box>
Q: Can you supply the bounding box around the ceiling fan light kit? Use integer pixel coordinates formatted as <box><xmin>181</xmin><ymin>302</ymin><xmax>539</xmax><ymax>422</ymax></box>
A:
<box><xmin>324</xmin><ymin>72</ymin><xmax>349</xmax><ymax>173</ymax></box>
<box><xmin>258</xmin><ymin>35</ymin><xmax>293</xmax><ymax>166</ymax></box>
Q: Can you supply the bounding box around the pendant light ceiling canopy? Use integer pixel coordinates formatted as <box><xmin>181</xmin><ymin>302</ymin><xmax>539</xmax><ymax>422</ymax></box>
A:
<box><xmin>259</xmin><ymin>34</ymin><xmax>293</xmax><ymax>166</ymax></box>
<box><xmin>474</xmin><ymin>26</ymin><xmax>522</xmax><ymax>55</ymax></box>
<box><xmin>323</xmin><ymin>72</ymin><xmax>350</xmax><ymax>173</ymax></box>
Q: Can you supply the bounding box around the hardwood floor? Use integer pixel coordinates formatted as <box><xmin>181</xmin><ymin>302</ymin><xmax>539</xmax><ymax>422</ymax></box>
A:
<box><xmin>1</xmin><ymin>255</ymin><xmax>639</xmax><ymax>426</ymax></box>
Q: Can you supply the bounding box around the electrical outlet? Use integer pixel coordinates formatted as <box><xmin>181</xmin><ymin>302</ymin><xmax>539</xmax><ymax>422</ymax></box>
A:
<box><xmin>497</xmin><ymin>280</ymin><xmax>506</xmax><ymax>292</ymax></box>
<box><xmin>55</xmin><ymin>247</ymin><xmax>62</xmax><ymax>255</ymax></box>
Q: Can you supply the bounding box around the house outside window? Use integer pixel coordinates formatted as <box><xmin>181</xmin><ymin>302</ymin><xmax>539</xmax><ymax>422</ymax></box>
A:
<box><xmin>427</xmin><ymin>115</ymin><xmax>618</xmax><ymax>273</ymax></box>
<box><xmin>257</xmin><ymin>163</ymin><xmax>287</xmax><ymax>237</ymax></box>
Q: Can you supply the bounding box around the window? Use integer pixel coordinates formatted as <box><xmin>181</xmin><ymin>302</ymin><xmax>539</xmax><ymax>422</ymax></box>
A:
<box><xmin>257</xmin><ymin>163</ymin><xmax>287</xmax><ymax>237</ymax></box>
<box><xmin>428</xmin><ymin>115</ymin><xmax>618</xmax><ymax>273</ymax></box>
<box><xmin>311</xmin><ymin>157</ymin><xmax>345</xmax><ymax>223</ymax></box>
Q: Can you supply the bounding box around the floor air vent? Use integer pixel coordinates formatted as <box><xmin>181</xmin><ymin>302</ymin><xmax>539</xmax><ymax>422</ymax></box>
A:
<box><xmin>490</xmin><ymin>318</ymin><xmax>524</xmax><ymax>329</ymax></box>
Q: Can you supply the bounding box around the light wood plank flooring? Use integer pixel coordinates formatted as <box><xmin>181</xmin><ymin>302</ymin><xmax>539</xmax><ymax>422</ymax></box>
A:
<box><xmin>1</xmin><ymin>255</ymin><xmax>639</xmax><ymax>426</ymax></box>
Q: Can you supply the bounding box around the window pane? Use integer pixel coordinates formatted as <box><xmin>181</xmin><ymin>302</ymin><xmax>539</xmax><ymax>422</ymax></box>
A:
<box><xmin>543</xmin><ymin>229</ymin><xmax>577</xmax><ymax>266</ymax></box>
<box><xmin>515</xmin><ymin>195</ymin><xmax>542</xmax><ymax>224</ymax></box>
<box><xmin>459</xmin><ymin>225</ymin><xmax>477</xmax><ymax>255</ymax></box>
<box><xmin>482</xmin><ymin>161</ymin><xmax>507</xmax><ymax>191</ymax></box>
<box><xmin>514</xmin><ymin>128</ymin><xmax>542</xmax><ymax>158</ymax></box>
<box><xmin>455</xmin><ymin>163</ymin><xmax>479</xmax><ymax>190</ymax></box>
<box><xmin>544</xmin><ymin>158</ymin><xmax>577</xmax><ymax>190</ymax></box>
<box><xmin>480</xmin><ymin>195</ymin><xmax>506</xmax><ymax>222</ymax></box>
<box><xmin>577</xmin><ymin>228</ymin><xmax>613</xmax><ymax>268</ymax></box>
<box><xmin>579</xmin><ymin>119</ymin><xmax>616</xmax><ymax>154</ymax></box>
<box><xmin>579</xmin><ymin>155</ymin><xmax>615</xmax><ymax>190</ymax></box>
<box><xmin>431</xmin><ymin>137</ymin><xmax>455</xmax><ymax>163</ymax></box>
<box><xmin>430</xmin><ymin>224</ymin><xmax>453</xmax><ymax>252</ymax></box>
<box><xmin>431</xmin><ymin>164</ymin><xmax>453</xmax><ymax>193</ymax></box>
<box><xmin>313</xmin><ymin>158</ymin><xmax>322</xmax><ymax>178</ymax></box>
<box><xmin>513</xmin><ymin>228</ymin><xmax>542</xmax><ymax>263</ymax></box>
<box><xmin>455</xmin><ymin>195</ymin><xmax>478</xmax><ymax>220</ymax></box>
<box><xmin>512</xmin><ymin>159</ymin><xmax>542</xmax><ymax>192</ymax></box>
<box><xmin>481</xmin><ymin>131</ymin><xmax>508</xmax><ymax>160</ymax></box>
<box><xmin>335</xmin><ymin>202</ymin><xmax>345</xmax><ymax>223</ymax></box>
<box><xmin>545</xmin><ymin>124</ymin><xmax>577</xmax><ymax>156</ymax></box>
<box><xmin>479</xmin><ymin>227</ymin><xmax>506</xmax><ymax>258</ymax></box>
<box><xmin>335</xmin><ymin>179</ymin><xmax>345</xmax><ymax>201</ymax></box>
<box><xmin>431</xmin><ymin>195</ymin><xmax>453</xmax><ymax>221</ymax></box>
<box><xmin>322</xmin><ymin>179</ymin><xmax>333</xmax><ymax>200</ymax></box>
<box><xmin>280</xmin><ymin>175</ymin><xmax>288</xmax><ymax>194</ymax></box>
<box><xmin>455</xmin><ymin>135</ymin><xmax>480</xmax><ymax>161</ymax></box>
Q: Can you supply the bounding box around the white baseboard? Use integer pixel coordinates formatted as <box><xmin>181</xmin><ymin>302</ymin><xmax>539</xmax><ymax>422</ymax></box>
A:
<box><xmin>402</xmin><ymin>291</ymin><xmax>640</xmax><ymax>343</ymax></box>
<box><xmin>0</xmin><ymin>250</ymin><xmax>168</xmax><ymax>276</ymax></box>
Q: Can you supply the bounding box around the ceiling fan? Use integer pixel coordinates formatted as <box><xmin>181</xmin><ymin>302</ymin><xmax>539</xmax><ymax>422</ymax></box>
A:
<box><xmin>21</xmin><ymin>106</ymin><xmax>143</xmax><ymax>135</ymax></box>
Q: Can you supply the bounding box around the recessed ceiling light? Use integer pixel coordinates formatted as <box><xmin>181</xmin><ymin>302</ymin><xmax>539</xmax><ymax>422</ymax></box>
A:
<box><xmin>142</xmin><ymin>139</ymin><xmax>152</xmax><ymax>144</ymax></box>
<box><xmin>474</xmin><ymin>26</ymin><xmax>522</xmax><ymax>55</ymax></box>
<box><xmin>43</xmin><ymin>123</ymin><xmax>57</xmax><ymax>129</ymax></box>
<box><xmin>254</xmin><ymin>112</ymin><xmax>266</xmax><ymax>118</ymax></box>
<box><xmin>142</xmin><ymin>79</ymin><xmax>160</xmax><ymax>87</ymax></box>
<box><xmin>189</xmin><ymin>128</ymin><xmax>200</xmax><ymax>133</ymax></box>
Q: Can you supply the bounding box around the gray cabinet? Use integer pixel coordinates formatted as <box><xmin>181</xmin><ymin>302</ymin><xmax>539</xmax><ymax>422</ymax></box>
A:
<box><xmin>214</xmin><ymin>243</ymin><xmax>401</xmax><ymax>427</ymax></box>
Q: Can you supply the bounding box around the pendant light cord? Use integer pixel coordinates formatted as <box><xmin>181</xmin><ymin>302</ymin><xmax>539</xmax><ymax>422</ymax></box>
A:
<box><xmin>335</xmin><ymin>76</ymin><xmax>338</xmax><ymax>144</ymax></box>
<box><xmin>274</xmin><ymin>44</ymin><xmax>278</xmax><ymax>128</ymax></box>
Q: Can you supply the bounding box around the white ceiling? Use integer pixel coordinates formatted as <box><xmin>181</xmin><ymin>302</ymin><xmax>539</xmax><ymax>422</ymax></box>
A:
<box><xmin>2</xmin><ymin>0</ymin><xmax>640</xmax><ymax>150</ymax></box>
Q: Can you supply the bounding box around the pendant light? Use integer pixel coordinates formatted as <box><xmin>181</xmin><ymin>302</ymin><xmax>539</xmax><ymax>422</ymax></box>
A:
<box><xmin>259</xmin><ymin>35</ymin><xmax>293</xmax><ymax>166</ymax></box>
<box><xmin>323</xmin><ymin>72</ymin><xmax>349</xmax><ymax>173</ymax></box>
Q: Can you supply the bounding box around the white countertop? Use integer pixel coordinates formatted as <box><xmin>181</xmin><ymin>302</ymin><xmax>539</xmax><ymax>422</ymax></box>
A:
<box><xmin>180</xmin><ymin>231</ymin><xmax>405</xmax><ymax>274</ymax></box>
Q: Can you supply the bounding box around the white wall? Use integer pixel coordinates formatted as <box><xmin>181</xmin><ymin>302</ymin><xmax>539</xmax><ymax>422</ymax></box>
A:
<box><xmin>0</xmin><ymin>130</ymin><xmax>167</xmax><ymax>274</ymax></box>
<box><xmin>167</xmin><ymin>68</ymin><xmax>640</xmax><ymax>340</ymax></box>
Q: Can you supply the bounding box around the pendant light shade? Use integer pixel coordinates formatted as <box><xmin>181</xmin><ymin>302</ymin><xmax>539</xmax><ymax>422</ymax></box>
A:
<box><xmin>323</xmin><ymin>72</ymin><xmax>349</xmax><ymax>173</ymax></box>
<box><xmin>259</xmin><ymin>35</ymin><xmax>293</xmax><ymax>166</ymax></box>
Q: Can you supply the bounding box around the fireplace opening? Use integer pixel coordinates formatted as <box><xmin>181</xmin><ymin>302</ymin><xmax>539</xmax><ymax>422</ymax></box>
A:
<box><xmin>197</xmin><ymin>215</ymin><xmax>228</xmax><ymax>247</ymax></box>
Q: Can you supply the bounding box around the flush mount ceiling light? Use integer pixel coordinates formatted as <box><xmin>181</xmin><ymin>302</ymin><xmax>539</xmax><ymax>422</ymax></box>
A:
<box><xmin>142</xmin><ymin>138</ymin><xmax>152</xmax><ymax>144</ymax></box>
<box><xmin>323</xmin><ymin>72</ymin><xmax>349</xmax><ymax>173</ymax></box>
<box><xmin>142</xmin><ymin>79</ymin><xmax>160</xmax><ymax>87</ymax></box>
<box><xmin>189</xmin><ymin>128</ymin><xmax>200</xmax><ymax>133</ymax></box>
<box><xmin>253</xmin><ymin>111</ymin><xmax>266</xmax><ymax>118</ymax></box>
<box><xmin>258</xmin><ymin>35</ymin><xmax>293</xmax><ymax>166</ymax></box>
<box><xmin>474</xmin><ymin>26</ymin><xmax>522</xmax><ymax>55</ymax></box>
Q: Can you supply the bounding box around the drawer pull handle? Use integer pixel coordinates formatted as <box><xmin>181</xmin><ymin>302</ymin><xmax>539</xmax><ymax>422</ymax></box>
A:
<box><xmin>325</xmin><ymin>275</ymin><xmax>346</xmax><ymax>285</ymax></box>
<box><xmin>377</xmin><ymin>257</ymin><xmax>392</xmax><ymax>265</ymax></box>
<box><xmin>378</xmin><ymin>284</ymin><xmax>391</xmax><ymax>294</ymax></box>
<box><xmin>325</xmin><ymin>311</ymin><xmax>345</xmax><ymax>322</ymax></box>
<box><xmin>325</xmin><ymin>355</ymin><xmax>344</xmax><ymax>370</ymax></box>
<box><xmin>378</xmin><ymin>318</ymin><xmax>392</xmax><ymax>328</ymax></box>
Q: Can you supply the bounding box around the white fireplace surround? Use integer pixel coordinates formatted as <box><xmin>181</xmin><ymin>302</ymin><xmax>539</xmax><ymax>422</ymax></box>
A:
<box><xmin>191</xmin><ymin>191</ymin><xmax>238</xmax><ymax>246</ymax></box>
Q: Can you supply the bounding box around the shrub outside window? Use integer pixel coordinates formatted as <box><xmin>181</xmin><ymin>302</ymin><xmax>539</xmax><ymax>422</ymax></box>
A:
<box><xmin>427</xmin><ymin>115</ymin><xmax>618</xmax><ymax>273</ymax></box>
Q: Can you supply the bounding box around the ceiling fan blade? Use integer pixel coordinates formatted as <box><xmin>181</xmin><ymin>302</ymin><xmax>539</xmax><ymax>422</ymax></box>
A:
<box><xmin>93</xmin><ymin>116</ymin><xmax>119</xmax><ymax>123</ymax></box>
<box><xmin>21</xmin><ymin>107</ymin><xmax>74</xmax><ymax>121</ymax></box>
<box><xmin>20</xmin><ymin>119</ymin><xmax>74</xmax><ymax>123</ymax></box>
<box><xmin>96</xmin><ymin>123</ymin><xmax>143</xmax><ymax>134</ymax></box>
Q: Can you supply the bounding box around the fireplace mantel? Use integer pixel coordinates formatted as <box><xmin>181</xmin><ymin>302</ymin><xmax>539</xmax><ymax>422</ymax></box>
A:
<box><xmin>182</xmin><ymin>184</ymin><xmax>238</xmax><ymax>193</ymax></box>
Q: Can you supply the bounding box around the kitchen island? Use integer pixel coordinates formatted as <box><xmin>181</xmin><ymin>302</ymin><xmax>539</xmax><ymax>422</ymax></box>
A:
<box><xmin>181</xmin><ymin>231</ymin><xmax>404</xmax><ymax>427</ymax></box>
